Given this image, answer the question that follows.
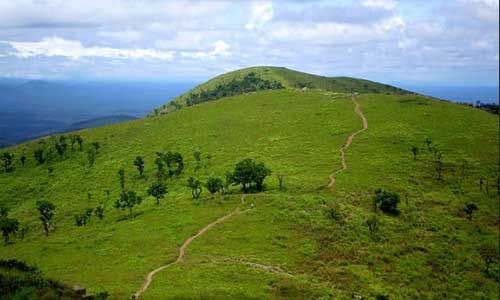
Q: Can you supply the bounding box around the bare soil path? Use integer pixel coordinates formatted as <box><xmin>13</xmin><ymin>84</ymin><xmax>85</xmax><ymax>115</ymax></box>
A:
<box><xmin>328</xmin><ymin>94</ymin><xmax>368</xmax><ymax>189</ymax></box>
<box><xmin>132</xmin><ymin>195</ymin><xmax>249</xmax><ymax>299</ymax></box>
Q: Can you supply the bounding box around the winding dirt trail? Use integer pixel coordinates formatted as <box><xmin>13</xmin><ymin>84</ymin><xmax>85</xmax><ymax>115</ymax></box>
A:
<box><xmin>328</xmin><ymin>94</ymin><xmax>368</xmax><ymax>189</ymax></box>
<box><xmin>132</xmin><ymin>195</ymin><xmax>248</xmax><ymax>299</ymax></box>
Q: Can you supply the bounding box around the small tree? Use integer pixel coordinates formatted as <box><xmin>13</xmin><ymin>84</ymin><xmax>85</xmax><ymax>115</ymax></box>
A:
<box><xmin>154</xmin><ymin>154</ymin><xmax>166</xmax><ymax>180</ymax></box>
<box><xmin>36</xmin><ymin>200</ymin><xmax>55</xmax><ymax>236</ymax></box>
<box><xmin>148</xmin><ymin>182</ymin><xmax>168</xmax><ymax>205</ymax></box>
<box><xmin>134</xmin><ymin>156</ymin><xmax>145</xmax><ymax>177</ymax></box>
<box><xmin>34</xmin><ymin>149</ymin><xmax>45</xmax><ymax>165</ymax></box>
<box><xmin>411</xmin><ymin>146</ymin><xmax>419</xmax><ymax>161</ymax></box>
<box><xmin>74</xmin><ymin>208</ymin><xmax>93</xmax><ymax>226</ymax></box>
<box><xmin>373</xmin><ymin>189</ymin><xmax>400</xmax><ymax>216</ymax></box>
<box><xmin>479</xmin><ymin>242</ymin><xmax>498</xmax><ymax>274</ymax></box>
<box><xmin>94</xmin><ymin>204</ymin><xmax>105</xmax><ymax>220</ymax></box>
<box><xmin>54</xmin><ymin>136</ymin><xmax>67</xmax><ymax>157</ymax></box>
<box><xmin>118</xmin><ymin>169</ymin><xmax>126</xmax><ymax>194</ymax></box>
<box><xmin>462</xmin><ymin>203</ymin><xmax>478</xmax><ymax>221</ymax></box>
<box><xmin>1</xmin><ymin>152</ymin><xmax>14</xmax><ymax>172</ymax></box>
<box><xmin>0</xmin><ymin>217</ymin><xmax>19</xmax><ymax>244</ymax></box>
<box><xmin>206</xmin><ymin>176</ymin><xmax>223</xmax><ymax>195</ymax></box>
<box><xmin>114</xmin><ymin>191</ymin><xmax>142</xmax><ymax>217</ymax></box>
<box><xmin>231</xmin><ymin>159</ymin><xmax>271</xmax><ymax>192</ymax></box>
<box><xmin>187</xmin><ymin>177</ymin><xmax>202</xmax><ymax>199</ymax></box>
<box><xmin>76</xmin><ymin>135</ymin><xmax>84</xmax><ymax>151</ymax></box>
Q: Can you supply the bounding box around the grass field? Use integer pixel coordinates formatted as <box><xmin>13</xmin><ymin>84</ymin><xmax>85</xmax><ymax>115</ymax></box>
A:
<box><xmin>0</xmin><ymin>69</ymin><xmax>498</xmax><ymax>299</ymax></box>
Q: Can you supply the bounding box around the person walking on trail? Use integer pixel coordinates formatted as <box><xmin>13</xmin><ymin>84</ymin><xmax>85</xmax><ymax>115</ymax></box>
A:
<box><xmin>251</xmin><ymin>203</ymin><xmax>254</xmax><ymax>209</ymax></box>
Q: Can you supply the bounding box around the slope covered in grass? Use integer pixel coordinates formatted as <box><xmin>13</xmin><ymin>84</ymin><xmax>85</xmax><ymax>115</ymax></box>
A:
<box><xmin>0</xmin><ymin>67</ymin><xmax>498</xmax><ymax>299</ymax></box>
<box><xmin>154</xmin><ymin>66</ymin><xmax>410</xmax><ymax>115</ymax></box>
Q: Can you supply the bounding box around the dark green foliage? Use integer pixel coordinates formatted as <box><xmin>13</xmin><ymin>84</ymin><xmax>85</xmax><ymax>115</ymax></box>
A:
<box><xmin>0</xmin><ymin>259</ymin><xmax>80</xmax><ymax>300</ymax></box>
<box><xmin>0</xmin><ymin>152</ymin><xmax>14</xmax><ymax>172</ymax></box>
<box><xmin>74</xmin><ymin>208</ymin><xmax>93</xmax><ymax>226</ymax></box>
<box><xmin>187</xmin><ymin>177</ymin><xmax>202</xmax><ymax>199</ymax></box>
<box><xmin>0</xmin><ymin>205</ymin><xmax>7</xmax><ymax>218</ymax></box>
<box><xmin>230</xmin><ymin>158</ymin><xmax>271</xmax><ymax>192</ymax></box>
<box><xmin>156</xmin><ymin>151</ymin><xmax>184</xmax><ymax>177</ymax></box>
<box><xmin>462</xmin><ymin>203</ymin><xmax>478</xmax><ymax>221</ymax></box>
<box><xmin>20</xmin><ymin>154</ymin><xmax>26</xmax><ymax>166</ymax></box>
<box><xmin>373</xmin><ymin>189</ymin><xmax>400</xmax><ymax>216</ymax></box>
<box><xmin>75</xmin><ymin>135</ymin><xmax>83</xmax><ymax>151</ymax></box>
<box><xmin>94</xmin><ymin>204</ymin><xmax>105</xmax><ymax>220</ymax></box>
<box><xmin>147</xmin><ymin>182</ymin><xmax>168</xmax><ymax>205</ymax></box>
<box><xmin>376</xmin><ymin>293</ymin><xmax>390</xmax><ymax>300</ymax></box>
<box><xmin>185</xmin><ymin>72</ymin><xmax>284</xmax><ymax>106</ymax></box>
<box><xmin>0</xmin><ymin>217</ymin><xmax>19</xmax><ymax>244</ymax></box>
<box><xmin>54</xmin><ymin>136</ymin><xmax>67</xmax><ymax>157</ymax></box>
<box><xmin>134</xmin><ymin>156</ymin><xmax>145</xmax><ymax>177</ymax></box>
<box><xmin>47</xmin><ymin>166</ymin><xmax>54</xmax><ymax>175</ymax></box>
<box><xmin>114</xmin><ymin>191</ymin><xmax>142</xmax><ymax>217</ymax></box>
<box><xmin>69</xmin><ymin>134</ymin><xmax>78</xmax><ymax>151</ymax></box>
<box><xmin>205</xmin><ymin>176</ymin><xmax>223</xmax><ymax>194</ymax></box>
<box><xmin>34</xmin><ymin>149</ymin><xmax>45</xmax><ymax>165</ymax></box>
<box><xmin>35</xmin><ymin>200</ymin><xmax>55</xmax><ymax>236</ymax></box>
<box><xmin>154</xmin><ymin>153</ymin><xmax>166</xmax><ymax>180</ymax></box>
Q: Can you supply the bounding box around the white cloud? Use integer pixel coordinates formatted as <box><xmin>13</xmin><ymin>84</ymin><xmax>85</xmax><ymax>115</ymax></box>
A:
<box><xmin>270</xmin><ymin>15</ymin><xmax>405</xmax><ymax>46</ymax></box>
<box><xmin>180</xmin><ymin>40</ymin><xmax>231</xmax><ymax>59</ymax></box>
<box><xmin>3</xmin><ymin>37</ymin><xmax>174</xmax><ymax>60</ymax></box>
<box><xmin>245</xmin><ymin>1</ymin><xmax>274</xmax><ymax>30</ymax></box>
<box><xmin>98</xmin><ymin>30</ymin><xmax>143</xmax><ymax>43</ymax></box>
<box><xmin>361</xmin><ymin>0</ymin><xmax>398</xmax><ymax>10</ymax></box>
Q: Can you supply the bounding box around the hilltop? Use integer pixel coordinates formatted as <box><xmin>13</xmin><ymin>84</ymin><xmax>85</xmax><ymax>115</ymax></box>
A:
<box><xmin>0</xmin><ymin>67</ymin><xmax>498</xmax><ymax>300</ymax></box>
<box><xmin>153</xmin><ymin>66</ymin><xmax>410</xmax><ymax>114</ymax></box>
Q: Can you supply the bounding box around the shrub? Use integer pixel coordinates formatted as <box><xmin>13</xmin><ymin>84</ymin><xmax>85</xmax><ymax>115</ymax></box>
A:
<box><xmin>206</xmin><ymin>176</ymin><xmax>223</xmax><ymax>194</ymax></box>
<box><xmin>230</xmin><ymin>158</ymin><xmax>271</xmax><ymax>192</ymax></box>
<box><xmin>373</xmin><ymin>189</ymin><xmax>400</xmax><ymax>216</ymax></box>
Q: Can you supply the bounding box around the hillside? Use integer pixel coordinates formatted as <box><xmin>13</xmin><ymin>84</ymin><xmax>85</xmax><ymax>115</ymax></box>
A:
<box><xmin>0</xmin><ymin>67</ymin><xmax>498</xmax><ymax>300</ymax></box>
<box><xmin>62</xmin><ymin>115</ymin><xmax>138</xmax><ymax>132</ymax></box>
<box><xmin>153</xmin><ymin>66</ymin><xmax>410</xmax><ymax>115</ymax></box>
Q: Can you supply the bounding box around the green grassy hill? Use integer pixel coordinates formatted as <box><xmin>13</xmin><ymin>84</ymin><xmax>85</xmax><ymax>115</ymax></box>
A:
<box><xmin>154</xmin><ymin>66</ymin><xmax>410</xmax><ymax>115</ymax></box>
<box><xmin>0</xmin><ymin>67</ymin><xmax>498</xmax><ymax>300</ymax></box>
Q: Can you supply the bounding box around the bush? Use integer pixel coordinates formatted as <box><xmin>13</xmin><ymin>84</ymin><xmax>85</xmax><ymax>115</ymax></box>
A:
<box><xmin>206</xmin><ymin>176</ymin><xmax>223</xmax><ymax>194</ymax></box>
<box><xmin>373</xmin><ymin>189</ymin><xmax>400</xmax><ymax>216</ymax></box>
<box><xmin>230</xmin><ymin>158</ymin><xmax>271</xmax><ymax>192</ymax></box>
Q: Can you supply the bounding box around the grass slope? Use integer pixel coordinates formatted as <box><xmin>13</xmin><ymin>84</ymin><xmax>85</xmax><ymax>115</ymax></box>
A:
<box><xmin>155</xmin><ymin>66</ymin><xmax>410</xmax><ymax>114</ymax></box>
<box><xmin>0</xmin><ymin>72</ymin><xmax>498</xmax><ymax>300</ymax></box>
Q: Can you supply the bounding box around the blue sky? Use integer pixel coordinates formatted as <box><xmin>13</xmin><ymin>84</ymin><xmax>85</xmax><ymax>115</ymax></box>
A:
<box><xmin>0</xmin><ymin>0</ymin><xmax>498</xmax><ymax>86</ymax></box>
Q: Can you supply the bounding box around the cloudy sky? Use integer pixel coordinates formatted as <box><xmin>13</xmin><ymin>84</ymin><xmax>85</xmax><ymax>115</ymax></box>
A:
<box><xmin>0</xmin><ymin>0</ymin><xmax>498</xmax><ymax>85</ymax></box>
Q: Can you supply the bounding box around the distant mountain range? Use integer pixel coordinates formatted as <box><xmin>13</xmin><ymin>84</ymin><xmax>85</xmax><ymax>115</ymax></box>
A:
<box><xmin>0</xmin><ymin>79</ymin><xmax>195</xmax><ymax>147</ymax></box>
